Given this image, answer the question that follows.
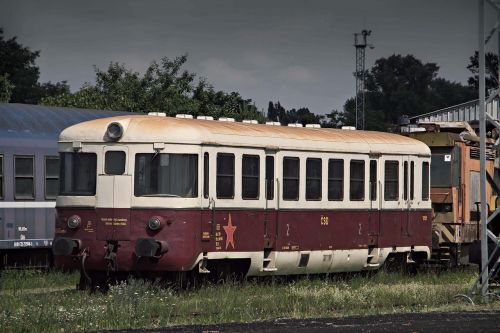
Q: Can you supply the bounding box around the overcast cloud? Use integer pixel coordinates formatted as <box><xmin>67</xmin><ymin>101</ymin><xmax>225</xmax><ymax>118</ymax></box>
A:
<box><xmin>0</xmin><ymin>0</ymin><xmax>497</xmax><ymax>114</ymax></box>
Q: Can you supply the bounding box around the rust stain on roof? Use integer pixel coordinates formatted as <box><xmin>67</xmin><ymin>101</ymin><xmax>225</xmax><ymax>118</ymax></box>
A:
<box><xmin>60</xmin><ymin>115</ymin><xmax>429</xmax><ymax>155</ymax></box>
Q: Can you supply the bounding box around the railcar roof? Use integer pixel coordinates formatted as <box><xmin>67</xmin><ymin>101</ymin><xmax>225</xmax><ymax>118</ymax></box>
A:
<box><xmin>60</xmin><ymin>115</ymin><xmax>431</xmax><ymax>155</ymax></box>
<box><xmin>0</xmin><ymin>103</ymin><xmax>132</xmax><ymax>139</ymax></box>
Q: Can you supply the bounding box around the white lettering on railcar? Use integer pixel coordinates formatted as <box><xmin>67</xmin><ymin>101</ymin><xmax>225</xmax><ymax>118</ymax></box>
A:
<box><xmin>13</xmin><ymin>241</ymin><xmax>33</xmax><ymax>247</ymax></box>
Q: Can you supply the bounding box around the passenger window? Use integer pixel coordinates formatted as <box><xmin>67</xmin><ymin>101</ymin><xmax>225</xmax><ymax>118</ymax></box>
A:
<box><xmin>328</xmin><ymin>159</ymin><xmax>343</xmax><ymax>201</ymax></box>
<box><xmin>403</xmin><ymin>161</ymin><xmax>408</xmax><ymax>200</ymax></box>
<box><xmin>45</xmin><ymin>156</ymin><xmax>59</xmax><ymax>199</ymax></box>
<box><xmin>242</xmin><ymin>155</ymin><xmax>259</xmax><ymax>199</ymax></box>
<box><xmin>105</xmin><ymin>151</ymin><xmax>126</xmax><ymax>175</ymax></box>
<box><xmin>217</xmin><ymin>153</ymin><xmax>235</xmax><ymax>199</ymax></box>
<box><xmin>384</xmin><ymin>161</ymin><xmax>399</xmax><ymax>201</ymax></box>
<box><xmin>350</xmin><ymin>160</ymin><xmax>365</xmax><ymax>201</ymax></box>
<box><xmin>370</xmin><ymin>160</ymin><xmax>377</xmax><ymax>201</ymax></box>
<box><xmin>134</xmin><ymin>153</ymin><xmax>198</xmax><ymax>197</ymax></box>
<box><xmin>410</xmin><ymin>161</ymin><xmax>415</xmax><ymax>200</ymax></box>
<box><xmin>306</xmin><ymin>158</ymin><xmax>322</xmax><ymax>200</ymax></box>
<box><xmin>266</xmin><ymin>156</ymin><xmax>274</xmax><ymax>200</ymax></box>
<box><xmin>14</xmin><ymin>156</ymin><xmax>35</xmax><ymax>199</ymax></box>
<box><xmin>422</xmin><ymin>161</ymin><xmax>430</xmax><ymax>200</ymax></box>
<box><xmin>283</xmin><ymin>157</ymin><xmax>299</xmax><ymax>200</ymax></box>
<box><xmin>203</xmin><ymin>152</ymin><xmax>209</xmax><ymax>198</ymax></box>
<box><xmin>0</xmin><ymin>155</ymin><xmax>3</xmax><ymax>199</ymax></box>
<box><xmin>60</xmin><ymin>153</ymin><xmax>97</xmax><ymax>196</ymax></box>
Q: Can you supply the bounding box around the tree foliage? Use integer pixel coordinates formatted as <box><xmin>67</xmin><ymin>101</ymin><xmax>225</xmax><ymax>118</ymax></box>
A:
<box><xmin>467</xmin><ymin>51</ymin><xmax>499</xmax><ymax>94</ymax></box>
<box><xmin>343</xmin><ymin>54</ymin><xmax>476</xmax><ymax>131</ymax></box>
<box><xmin>0</xmin><ymin>28</ymin><xmax>69</xmax><ymax>104</ymax></box>
<box><xmin>42</xmin><ymin>55</ymin><xmax>264</xmax><ymax>122</ymax></box>
<box><xmin>267</xmin><ymin>101</ymin><xmax>320</xmax><ymax>125</ymax></box>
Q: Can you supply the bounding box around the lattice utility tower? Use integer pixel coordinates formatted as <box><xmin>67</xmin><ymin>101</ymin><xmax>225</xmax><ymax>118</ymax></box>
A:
<box><xmin>354</xmin><ymin>29</ymin><xmax>373</xmax><ymax>130</ymax></box>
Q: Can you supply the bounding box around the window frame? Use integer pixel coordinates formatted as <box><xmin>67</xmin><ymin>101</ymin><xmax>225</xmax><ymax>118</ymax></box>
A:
<box><xmin>282</xmin><ymin>156</ymin><xmax>300</xmax><ymax>201</ymax></box>
<box><xmin>44</xmin><ymin>156</ymin><xmax>59</xmax><ymax>200</ymax></box>
<box><xmin>349</xmin><ymin>159</ymin><xmax>365</xmax><ymax>201</ymax></box>
<box><xmin>328</xmin><ymin>158</ymin><xmax>344</xmax><ymax>201</ymax></box>
<box><xmin>14</xmin><ymin>155</ymin><xmax>35</xmax><ymax>200</ymax></box>
<box><xmin>410</xmin><ymin>161</ymin><xmax>415</xmax><ymax>200</ymax></box>
<box><xmin>242</xmin><ymin>154</ymin><xmax>260</xmax><ymax>200</ymax></box>
<box><xmin>306</xmin><ymin>158</ymin><xmax>322</xmax><ymax>201</ymax></box>
<box><xmin>104</xmin><ymin>150</ymin><xmax>126</xmax><ymax>175</ymax></box>
<box><xmin>422</xmin><ymin>161</ymin><xmax>430</xmax><ymax>201</ymax></box>
<box><xmin>203</xmin><ymin>152</ymin><xmax>209</xmax><ymax>199</ymax></box>
<box><xmin>384</xmin><ymin>160</ymin><xmax>399</xmax><ymax>201</ymax></box>
<box><xmin>403</xmin><ymin>161</ymin><xmax>408</xmax><ymax>201</ymax></box>
<box><xmin>0</xmin><ymin>154</ymin><xmax>3</xmax><ymax>200</ymax></box>
<box><xmin>265</xmin><ymin>156</ymin><xmax>274</xmax><ymax>200</ymax></box>
<box><xmin>59</xmin><ymin>152</ymin><xmax>98</xmax><ymax>197</ymax></box>
<box><xmin>216</xmin><ymin>153</ymin><xmax>235</xmax><ymax>199</ymax></box>
<box><xmin>370</xmin><ymin>160</ymin><xmax>377</xmax><ymax>201</ymax></box>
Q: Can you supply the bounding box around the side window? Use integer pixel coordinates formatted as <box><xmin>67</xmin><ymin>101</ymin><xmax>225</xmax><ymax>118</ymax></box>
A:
<box><xmin>306</xmin><ymin>158</ymin><xmax>322</xmax><ymax>200</ymax></box>
<box><xmin>283</xmin><ymin>157</ymin><xmax>299</xmax><ymax>200</ymax></box>
<box><xmin>15</xmin><ymin>156</ymin><xmax>35</xmax><ymax>199</ymax></box>
<box><xmin>203</xmin><ymin>152</ymin><xmax>209</xmax><ymax>198</ymax></box>
<box><xmin>350</xmin><ymin>160</ymin><xmax>365</xmax><ymax>201</ymax></box>
<box><xmin>422</xmin><ymin>161</ymin><xmax>430</xmax><ymax>200</ymax></box>
<box><xmin>216</xmin><ymin>153</ymin><xmax>235</xmax><ymax>199</ymax></box>
<box><xmin>0</xmin><ymin>155</ymin><xmax>3</xmax><ymax>199</ymax></box>
<box><xmin>105</xmin><ymin>151</ymin><xmax>126</xmax><ymax>175</ymax></box>
<box><xmin>242</xmin><ymin>155</ymin><xmax>259</xmax><ymax>199</ymax></box>
<box><xmin>410</xmin><ymin>161</ymin><xmax>415</xmax><ymax>200</ymax></box>
<box><xmin>403</xmin><ymin>161</ymin><xmax>408</xmax><ymax>200</ymax></box>
<box><xmin>265</xmin><ymin>156</ymin><xmax>274</xmax><ymax>200</ymax></box>
<box><xmin>384</xmin><ymin>161</ymin><xmax>399</xmax><ymax>201</ymax></box>
<box><xmin>45</xmin><ymin>156</ymin><xmax>60</xmax><ymax>199</ymax></box>
<box><xmin>328</xmin><ymin>159</ymin><xmax>343</xmax><ymax>201</ymax></box>
<box><xmin>370</xmin><ymin>160</ymin><xmax>377</xmax><ymax>201</ymax></box>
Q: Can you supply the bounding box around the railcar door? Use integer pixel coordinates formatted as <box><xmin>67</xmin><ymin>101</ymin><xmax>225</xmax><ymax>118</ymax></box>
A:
<box><xmin>96</xmin><ymin>147</ymin><xmax>132</xmax><ymax>241</ymax></box>
<box><xmin>264</xmin><ymin>150</ymin><xmax>277</xmax><ymax>248</ymax></box>
<box><xmin>368</xmin><ymin>158</ymin><xmax>381</xmax><ymax>246</ymax></box>
<box><xmin>200</xmin><ymin>147</ymin><xmax>214</xmax><ymax>245</ymax></box>
<box><xmin>402</xmin><ymin>157</ymin><xmax>416</xmax><ymax>238</ymax></box>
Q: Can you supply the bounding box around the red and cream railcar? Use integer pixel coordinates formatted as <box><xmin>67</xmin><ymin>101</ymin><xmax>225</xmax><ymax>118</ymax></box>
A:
<box><xmin>52</xmin><ymin>114</ymin><xmax>432</xmax><ymax>282</ymax></box>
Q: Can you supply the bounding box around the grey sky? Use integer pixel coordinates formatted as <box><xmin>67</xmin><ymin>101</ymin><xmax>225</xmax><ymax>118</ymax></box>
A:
<box><xmin>0</xmin><ymin>0</ymin><xmax>497</xmax><ymax>115</ymax></box>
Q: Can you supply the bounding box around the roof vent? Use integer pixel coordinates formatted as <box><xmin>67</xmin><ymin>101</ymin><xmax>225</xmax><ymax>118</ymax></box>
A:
<box><xmin>305</xmin><ymin>124</ymin><xmax>321</xmax><ymax>128</ymax></box>
<box><xmin>341</xmin><ymin>126</ymin><xmax>356</xmax><ymax>130</ymax></box>
<box><xmin>218</xmin><ymin>117</ymin><xmax>235</xmax><ymax>122</ymax></box>
<box><xmin>197</xmin><ymin>116</ymin><xmax>214</xmax><ymax>120</ymax></box>
<box><xmin>175</xmin><ymin>114</ymin><xmax>193</xmax><ymax>119</ymax></box>
<box><xmin>148</xmin><ymin>112</ymin><xmax>166</xmax><ymax>117</ymax></box>
<box><xmin>265</xmin><ymin>121</ymin><xmax>281</xmax><ymax>126</ymax></box>
<box><xmin>242</xmin><ymin>120</ymin><xmax>258</xmax><ymax>124</ymax></box>
<box><xmin>288</xmin><ymin>123</ymin><xmax>303</xmax><ymax>128</ymax></box>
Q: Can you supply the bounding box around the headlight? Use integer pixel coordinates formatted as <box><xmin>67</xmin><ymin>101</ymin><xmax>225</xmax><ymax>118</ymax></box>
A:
<box><xmin>67</xmin><ymin>215</ymin><xmax>81</xmax><ymax>229</ymax></box>
<box><xmin>106</xmin><ymin>122</ymin><xmax>123</xmax><ymax>141</ymax></box>
<box><xmin>148</xmin><ymin>216</ymin><xmax>162</xmax><ymax>231</ymax></box>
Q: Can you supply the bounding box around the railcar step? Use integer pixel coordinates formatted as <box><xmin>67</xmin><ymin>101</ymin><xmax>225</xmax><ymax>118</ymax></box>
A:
<box><xmin>262</xmin><ymin>267</ymin><xmax>278</xmax><ymax>272</ymax></box>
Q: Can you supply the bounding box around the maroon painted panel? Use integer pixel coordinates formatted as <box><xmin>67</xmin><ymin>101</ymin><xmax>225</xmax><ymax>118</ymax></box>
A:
<box><xmin>54</xmin><ymin>207</ymin><xmax>432</xmax><ymax>273</ymax></box>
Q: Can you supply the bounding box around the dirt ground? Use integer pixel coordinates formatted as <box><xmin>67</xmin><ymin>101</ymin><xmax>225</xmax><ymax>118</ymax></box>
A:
<box><xmin>107</xmin><ymin>311</ymin><xmax>500</xmax><ymax>333</ymax></box>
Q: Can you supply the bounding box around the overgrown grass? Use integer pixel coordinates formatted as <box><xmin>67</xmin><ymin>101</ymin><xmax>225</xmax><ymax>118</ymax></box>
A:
<box><xmin>0</xmin><ymin>269</ymin><xmax>78</xmax><ymax>291</ymax></box>
<box><xmin>0</xmin><ymin>268</ymin><xmax>499</xmax><ymax>332</ymax></box>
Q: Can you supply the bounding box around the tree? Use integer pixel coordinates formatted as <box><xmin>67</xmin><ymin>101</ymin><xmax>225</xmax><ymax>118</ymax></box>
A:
<box><xmin>342</xmin><ymin>54</ymin><xmax>476</xmax><ymax>131</ymax></box>
<box><xmin>0</xmin><ymin>28</ymin><xmax>70</xmax><ymax>103</ymax></box>
<box><xmin>0</xmin><ymin>74</ymin><xmax>14</xmax><ymax>102</ymax></box>
<box><xmin>267</xmin><ymin>101</ymin><xmax>320</xmax><ymax>125</ymax></box>
<box><xmin>467</xmin><ymin>51</ymin><xmax>499</xmax><ymax>94</ymax></box>
<box><xmin>42</xmin><ymin>54</ymin><xmax>264</xmax><ymax>121</ymax></box>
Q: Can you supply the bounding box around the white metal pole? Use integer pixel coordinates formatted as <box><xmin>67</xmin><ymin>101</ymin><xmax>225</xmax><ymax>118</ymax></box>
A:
<box><xmin>478</xmin><ymin>0</ymin><xmax>489</xmax><ymax>296</ymax></box>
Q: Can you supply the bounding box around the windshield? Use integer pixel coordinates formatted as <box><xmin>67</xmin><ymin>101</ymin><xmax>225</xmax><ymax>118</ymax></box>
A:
<box><xmin>59</xmin><ymin>152</ymin><xmax>97</xmax><ymax>196</ymax></box>
<box><xmin>134</xmin><ymin>153</ymin><xmax>198</xmax><ymax>198</ymax></box>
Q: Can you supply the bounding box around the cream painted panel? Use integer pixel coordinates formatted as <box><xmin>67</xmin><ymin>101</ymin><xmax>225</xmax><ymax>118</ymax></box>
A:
<box><xmin>113</xmin><ymin>176</ymin><xmax>132</xmax><ymax>208</ymax></box>
<box><xmin>96</xmin><ymin>176</ymin><xmax>114</xmax><ymax>208</ymax></box>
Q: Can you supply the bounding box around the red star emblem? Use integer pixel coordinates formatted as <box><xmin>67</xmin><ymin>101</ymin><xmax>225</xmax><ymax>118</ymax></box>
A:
<box><xmin>223</xmin><ymin>214</ymin><xmax>237</xmax><ymax>250</ymax></box>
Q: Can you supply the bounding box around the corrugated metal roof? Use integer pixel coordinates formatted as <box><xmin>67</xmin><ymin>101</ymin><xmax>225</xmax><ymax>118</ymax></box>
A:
<box><xmin>0</xmin><ymin>103</ymin><xmax>135</xmax><ymax>139</ymax></box>
<box><xmin>61</xmin><ymin>115</ymin><xmax>431</xmax><ymax>156</ymax></box>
